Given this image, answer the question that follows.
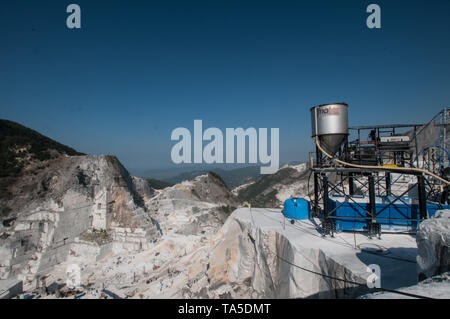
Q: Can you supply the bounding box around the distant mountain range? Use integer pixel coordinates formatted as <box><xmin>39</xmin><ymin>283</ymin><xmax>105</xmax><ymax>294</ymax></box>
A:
<box><xmin>0</xmin><ymin>118</ymin><xmax>308</xmax><ymax>210</ymax></box>
<box><xmin>144</xmin><ymin>178</ymin><xmax>173</xmax><ymax>190</ymax></box>
<box><xmin>236</xmin><ymin>163</ymin><xmax>311</xmax><ymax>208</ymax></box>
<box><xmin>162</xmin><ymin>166</ymin><xmax>261</xmax><ymax>189</ymax></box>
<box><xmin>135</xmin><ymin>162</ymin><xmax>303</xmax><ymax>189</ymax></box>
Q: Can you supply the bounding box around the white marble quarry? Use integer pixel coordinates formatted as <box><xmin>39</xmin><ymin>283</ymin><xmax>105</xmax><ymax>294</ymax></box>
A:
<box><xmin>32</xmin><ymin>206</ymin><xmax>422</xmax><ymax>299</ymax></box>
<box><xmin>2</xmin><ymin>156</ymin><xmax>448</xmax><ymax>299</ymax></box>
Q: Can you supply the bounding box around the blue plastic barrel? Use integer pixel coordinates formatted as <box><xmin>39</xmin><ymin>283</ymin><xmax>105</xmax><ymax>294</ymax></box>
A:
<box><xmin>283</xmin><ymin>198</ymin><xmax>310</xmax><ymax>220</ymax></box>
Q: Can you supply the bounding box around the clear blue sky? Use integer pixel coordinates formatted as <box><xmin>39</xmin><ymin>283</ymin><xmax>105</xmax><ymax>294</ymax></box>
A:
<box><xmin>1</xmin><ymin>0</ymin><xmax>450</xmax><ymax>171</ymax></box>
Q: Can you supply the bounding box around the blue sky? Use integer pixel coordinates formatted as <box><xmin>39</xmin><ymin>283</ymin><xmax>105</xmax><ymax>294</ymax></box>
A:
<box><xmin>1</xmin><ymin>0</ymin><xmax>450</xmax><ymax>171</ymax></box>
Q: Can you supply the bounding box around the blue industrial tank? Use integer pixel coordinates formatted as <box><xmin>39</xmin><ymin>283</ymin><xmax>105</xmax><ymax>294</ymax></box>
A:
<box><xmin>328</xmin><ymin>194</ymin><xmax>450</xmax><ymax>232</ymax></box>
<box><xmin>283</xmin><ymin>198</ymin><xmax>310</xmax><ymax>220</ymax></box>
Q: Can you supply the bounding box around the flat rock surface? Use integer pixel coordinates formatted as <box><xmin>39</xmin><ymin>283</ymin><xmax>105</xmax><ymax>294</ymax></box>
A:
<box><xmin>233</xmin><ymin>208</ymin><xmax>419</xmax><ymax>290</ymax></box>
<box><xmin>361</xmin><ymin>272</ymin><xmax>450</xmax><ymax>299</ymax></box>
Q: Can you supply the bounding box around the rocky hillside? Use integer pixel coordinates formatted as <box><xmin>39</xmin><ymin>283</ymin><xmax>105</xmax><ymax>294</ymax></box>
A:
<box><xmin>0</xmin><ymin>119</ymin><xmax>83</xmax><ymax>206</ymax></box>
<box><xmin>146</xmin><ymin>172</ymin><xmax>240</xmax><ymax>237</ymax></box>
<box><xmin>36</xmin><ymin>172</ymin><xmax>242</xmax><ymax>299</ymax></box>
<box><xmin>0</xmin><ymin>122</ymin><xmax>164</xmax><ymax>289</ymax></box>
<box><xmin>0</xmin><ymin>154</ymin><xmax>161</xmax><ymax>289</ymax></box>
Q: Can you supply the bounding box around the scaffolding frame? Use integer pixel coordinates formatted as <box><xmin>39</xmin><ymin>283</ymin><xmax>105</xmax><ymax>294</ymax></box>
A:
<box><xmin>311</xmin><ymin>115</ymin><xmax>450</xmax><ymax>237</ymax></box>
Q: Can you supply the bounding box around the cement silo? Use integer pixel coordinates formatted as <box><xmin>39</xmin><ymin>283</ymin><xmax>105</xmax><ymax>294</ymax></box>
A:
<box><xmin>311</xmin><ymin>103</ymin><xmax>349</xmax><ymax>156</ymax></box>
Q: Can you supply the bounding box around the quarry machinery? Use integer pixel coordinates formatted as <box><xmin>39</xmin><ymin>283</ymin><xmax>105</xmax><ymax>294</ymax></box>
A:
<box><xmin>305</xmin><ymin>104</ymin><xmax>450</xmax><ymax>238</ymax></box>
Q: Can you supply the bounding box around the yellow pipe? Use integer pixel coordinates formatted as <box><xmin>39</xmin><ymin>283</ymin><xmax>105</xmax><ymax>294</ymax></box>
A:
<box><xmin>314</xmin><ymin>136</ymin><xmax>450</xmax><ymax>186</ymax></box>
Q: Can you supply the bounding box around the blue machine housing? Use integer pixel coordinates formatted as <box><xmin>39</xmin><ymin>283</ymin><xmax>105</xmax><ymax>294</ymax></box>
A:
<box><xmin>328</xmin><ymin>194</ymin><xmax>450</xmax><ymax>232</ymax></box>
<box><xmin>283</xmin><ymin>198</ymin><xmax>310</xmax><ymax>220</ymax></box>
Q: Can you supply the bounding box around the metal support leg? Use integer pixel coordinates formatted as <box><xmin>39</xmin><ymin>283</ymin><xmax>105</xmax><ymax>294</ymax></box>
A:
<box><xmin>321</xmin><ymin>175</ymin><xmax>335</xmax><ymax>237</ymax></box>
<box><xmin>349</xmin><ymin>173</ymin><xmax>354</xmax><ymax>196</ymax></box>
<box><xmin>323</xmin><ymin>175</ymin><xmax>329</xmax><ymax>219</ymax></box>
<box><xmin>316</xmin><ymin>145</ymin><xmax>321</xmax><ymax>167</ymax></box>
<box><xmin>314</xmin><ymin>172</ymin><xmax>319</xmax><ymax>217</ymax></box>
<box><xmin>369</xmin><ymin>175</ymin><xmax>376</xmax><ymax>222</ymax></box>
<box><xmin>418</xmin><ymin>175</ymin><xmax>427</xmax><ymax>220</ymax></box>
<box><xmin>368</xmin><ymin>174</ymin><xmax>381</xmax><ymax>238</ymax></box>
<box><xmin>385</xmin><ymin>172</ymin><xmax>391</xmax><ymax>196</ymax></box>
